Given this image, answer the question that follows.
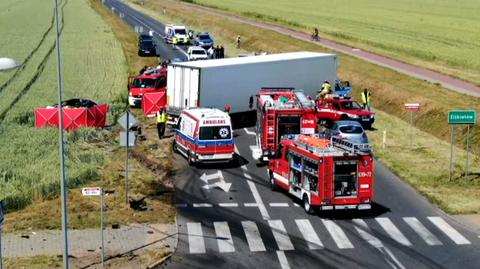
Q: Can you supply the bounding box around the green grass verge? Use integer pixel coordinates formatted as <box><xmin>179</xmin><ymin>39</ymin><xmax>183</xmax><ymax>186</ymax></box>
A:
<box><xmin>185</xmin><ymin>0</ymin><xmax>480</xmax><ymax>86</ymax></box>
<box><xmin>129</xmin><ymin>0</ymin><xmax>480</xmax><ymax>214</ymax></box>
<box><xmin>0</xmin><ymin>0</ymin><xmax>126</xmax><ymax>210</ymax></box>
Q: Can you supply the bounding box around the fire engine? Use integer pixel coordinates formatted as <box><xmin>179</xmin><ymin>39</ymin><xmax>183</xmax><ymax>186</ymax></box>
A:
<box><xmin>268</xmin><ymin>135</ymin><xmax>373</xmax><ymax>214</ymax></box>
<box><xmin>128</xmin><ymin>68</ymin><xmax>167</xmax><ymax>107</ymax></box>
<box><xmin>251</xmin><ymin>88</ymin><xmax>317</xmax><ymax>162</ymax></box>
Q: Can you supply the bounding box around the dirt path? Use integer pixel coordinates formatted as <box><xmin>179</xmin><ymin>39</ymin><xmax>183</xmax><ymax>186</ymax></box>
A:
<box><xmin>174</xmin><ymin>0</ymin><xmax>480</xmax><ymax>97</ymax></box>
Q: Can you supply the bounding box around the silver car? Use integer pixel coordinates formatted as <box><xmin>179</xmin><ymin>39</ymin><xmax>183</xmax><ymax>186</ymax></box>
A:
<box><xmin>325</xmin><ymin>120</ymin><xmax>368</xmax><ymax>144</ymax></box>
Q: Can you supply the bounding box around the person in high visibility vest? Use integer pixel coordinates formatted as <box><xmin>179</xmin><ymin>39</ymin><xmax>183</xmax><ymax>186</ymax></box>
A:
<box><xmin>316</xmin><ymin>80</ymin><xmax>332</xmax><ymax>101</ymax></box>
<box><xmin>156</xmin><ymin>108</ymin><xmax>167</xmax><ymax>139</ymax></box>
<box><xmin>361</xmin><ymin>88</ymin><xmax>372</xmax><ymax>111</ymax></box>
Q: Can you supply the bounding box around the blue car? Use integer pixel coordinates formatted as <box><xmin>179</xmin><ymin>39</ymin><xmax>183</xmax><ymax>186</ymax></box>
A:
<box><xmin>195</xmin><ymin>32</ymin><xmax>214</xmax><ymax>49</ymax></box>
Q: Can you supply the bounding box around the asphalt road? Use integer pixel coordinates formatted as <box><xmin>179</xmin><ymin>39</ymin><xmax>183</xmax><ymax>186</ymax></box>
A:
<box><xmin>104</xmin><ymin>1</ymin><xmax>480</xmax><ymax>268</ymax></box>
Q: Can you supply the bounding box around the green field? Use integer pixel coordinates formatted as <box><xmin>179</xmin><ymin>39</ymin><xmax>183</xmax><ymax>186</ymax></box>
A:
<box><xmin>0</xmin><ymin>0</ymin><xmax>126</xmax><ymax>210</ymax></box>
<box><xmin>190</xmin><ymin>0</ymin><xmax>480</xmax><ymax>85</ymax></box>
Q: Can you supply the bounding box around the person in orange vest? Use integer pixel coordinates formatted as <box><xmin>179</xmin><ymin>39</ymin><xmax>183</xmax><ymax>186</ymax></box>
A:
<box><xmin>156</xmin><ymin>108</ymin><xmax>167</xmax><ymax>139</ymax></box>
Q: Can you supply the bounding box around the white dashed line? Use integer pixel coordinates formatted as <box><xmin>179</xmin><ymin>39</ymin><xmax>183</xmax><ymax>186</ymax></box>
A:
<box><xmin>218</xmin><ymin>203</ymin><xmax>239</xmax><ymax>207</ymax></box>
<box><xmin>293</xmin><ymin>203</ymin><xmax>300</xmax><ymax>207</ymax></box>
<box><xmin>269</xmin><ymin>203</ymin><xmax>290</xmax><ymax>207</ymax></box>
<box><xmin>175</xmin><ymin>203</ymin><xmax>188</xmax><ymax>208</ymax></box>
<box><xmin>244</xmin><ymin>203</ymin><xmax>259</xmax><ymax>207</ymax></box>
<box><xmin>193</xmin><ymin>203</ymin><xmax>213</xmax><ymax>208</ymax></box>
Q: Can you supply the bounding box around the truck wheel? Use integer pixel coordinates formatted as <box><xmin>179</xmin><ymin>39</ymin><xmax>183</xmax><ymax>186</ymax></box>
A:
<box><xmin>303</xmin><ymin>195</ymin><xmax>314</xmax><ymax>215</ymax></box>
<box><xmin>269</xmin><ymin>172</ymin><xmax>277</xmax><ymax>191</ymax></box>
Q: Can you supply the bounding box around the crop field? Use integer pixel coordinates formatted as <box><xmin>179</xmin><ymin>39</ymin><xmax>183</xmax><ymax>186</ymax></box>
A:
<box><xmin>190</xmin><ymin>0</ymin><xmax>480</xmax><ymax>85</ymax></box>
<box><xmin>130</xmin><ymin>0</ymin><xmax>480</xmax><ymax>213</ymax></box>
<box><xmin>0</xmin><ymin>0</ymin><xmax>126</xmax><ymax>210</ymax></box>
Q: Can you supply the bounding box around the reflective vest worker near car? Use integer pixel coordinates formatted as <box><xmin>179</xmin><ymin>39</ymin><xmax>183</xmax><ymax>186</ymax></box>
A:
<box><xmin>156</xmin><ymin>109</ymin><xmax>167</xmax><ymax>139</ymax></box>
<box><xmin>361</xmin><ymin>89</ymin><xmax>372</xmax><ymax>111</ymax></box>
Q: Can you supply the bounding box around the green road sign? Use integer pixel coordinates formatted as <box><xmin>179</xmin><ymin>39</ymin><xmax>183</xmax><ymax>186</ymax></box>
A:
<box><xmin>448</xmin><ymin>110</ymin><xmax>477</xmax><ymax>124</ymax></box>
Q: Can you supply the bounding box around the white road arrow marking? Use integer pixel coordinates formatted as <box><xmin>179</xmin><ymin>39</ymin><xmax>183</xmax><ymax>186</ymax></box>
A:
<box><xmin>200</xmin><ymin>170</ymin><xmax>232</xmax><ymax>192</ymax></box>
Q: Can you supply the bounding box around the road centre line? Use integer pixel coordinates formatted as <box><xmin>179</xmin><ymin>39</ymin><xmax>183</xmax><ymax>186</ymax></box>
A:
<box><xmin>175</xmin><ymin>203</ymin><xmax>188</xmax><ymax>208</ymax></box>
<box><xmin>276</xmin><ymin>251</ymin><xmax>291</xmax><ymax>269</ymax></box>
<box><xmin>193</xmin><ymin>203</ymin><xmax>213</xmax><ymax>208</ymax></box>
<box><xmin>247</xmin><ymin>180</ymin><xmax>271</xmax><ymax>220</ymax></box>
<box><xmin>269</xmin><ymin>220</ymin><xmax>294</xmax><ymax>250</ymax></box>
<box><xmin>241</xmin><ymin>165</ymin><xmax>248</xmax><ymax>171</ymax></box>
<box><xmin>353</xmin><ymin>219</ymin><xmax>406</xmax><ymax>269</ymax></box>
<box><xmin>244</xmin><ymin>203</ymin><xmax>259</xmax><ymax>207</ymax></box>
<box><xmin>244</xmin><ymin>128</ymin><xmax>256</xmax><ymax>136</ymax></box>
<box><xmin>218</xmin><ymin>203</ymin><xmax>238</xmax><ymax>207</ymax></box>
<box><xmin>112</xmin><ymin>1</ymin><xmax>188</xmax><ymax>56</ymax></box>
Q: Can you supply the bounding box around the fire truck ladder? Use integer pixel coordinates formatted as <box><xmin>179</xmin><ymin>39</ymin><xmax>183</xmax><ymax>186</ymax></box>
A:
<box><xmin>265</xmin><ymin>109</ymin><xmax>276</xmax><ymax>148</ymax></box>
<box><xmin>323</xmin><ymin>161</ymin><xmax>334</xmax><ymax>202</ymax></box>
<box><xmin>293</xmin><ymin>90</ymin><xmax>315</xmax><ymax>109</ymax></box>
<box><xmin>331</xmin><ymin>137</ymin><xmax>371</xmax><ymax>155</ymax></box>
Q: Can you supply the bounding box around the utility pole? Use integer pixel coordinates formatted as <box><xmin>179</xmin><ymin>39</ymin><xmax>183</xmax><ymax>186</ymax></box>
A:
<box><xmin>54</xmin><ymin>0</ymin><xmax>69</xmax><ymax>267</ymax></box>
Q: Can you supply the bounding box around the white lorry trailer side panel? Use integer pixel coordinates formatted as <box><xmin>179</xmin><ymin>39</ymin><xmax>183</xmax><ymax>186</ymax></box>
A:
<box><xmin>167</xmin><ymin>65</ymin><xmax>200</xmax><ymax>110</ymax></box>
<box><xmin>168</xmin><ymin>52</ymin><xmax>337</xmax><ymax>113</ymax></box>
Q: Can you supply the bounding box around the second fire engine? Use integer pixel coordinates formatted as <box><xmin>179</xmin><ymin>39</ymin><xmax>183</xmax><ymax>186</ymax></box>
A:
<box><xmin>251</xmin><ymin>88</ymin><xmax>317</xmax><ymax>162</ymax></box>
<box><xmin>268</xmin><ymin>135</ymin><xmax>374</xmax><ymax>214</ymax></box>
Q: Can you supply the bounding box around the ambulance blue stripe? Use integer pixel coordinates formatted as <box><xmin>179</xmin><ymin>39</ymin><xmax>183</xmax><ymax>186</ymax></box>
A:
<box><xmin>175</xmin><ymin>130</ymin><xmax>234</xmax><ymax>146</ymax></box>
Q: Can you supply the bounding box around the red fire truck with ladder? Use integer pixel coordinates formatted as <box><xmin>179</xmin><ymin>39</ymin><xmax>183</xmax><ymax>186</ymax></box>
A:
<box><xmin>251</xmin><ymin>88</ymin><xmax>317</xmax><ymax>162</ymax></box>
<box><xmin>268</xmin><ymin>135</ymin><xmax>374</xmax><ymax>214</ymax></box>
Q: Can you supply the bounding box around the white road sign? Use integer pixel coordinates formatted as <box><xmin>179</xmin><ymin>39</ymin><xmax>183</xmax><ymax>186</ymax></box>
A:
<box><xmin>118</xmin><ymin>112</ymin><xmax>138</xmax><ymax>130</ymax></box>
<box><xmin>82</xmin><ymin>187</ymin><xmax>102</xmax><ymax>196</ymax></box>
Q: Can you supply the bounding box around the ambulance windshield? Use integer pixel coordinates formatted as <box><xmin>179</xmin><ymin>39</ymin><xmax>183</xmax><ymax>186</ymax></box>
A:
<box><xmin>199</xmin><ymin>126</ymin><xmax>231</xmax><ymax>140</ymax></box>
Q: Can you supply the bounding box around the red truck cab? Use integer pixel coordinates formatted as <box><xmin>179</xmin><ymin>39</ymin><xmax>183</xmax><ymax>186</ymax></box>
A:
<box><xmin>268</xmin><ymin>135</ymin><xmax>374</xmax><ymax>214</ymax></box>
<box><xmin>316</xmin><ymin>96</ymin><xmax>375</xmax><ymax>129</ymax></box>
<box><xmin>128</xmin><ymin>68</ymin><xmax>167</xmax><ymax>107</ymax></box>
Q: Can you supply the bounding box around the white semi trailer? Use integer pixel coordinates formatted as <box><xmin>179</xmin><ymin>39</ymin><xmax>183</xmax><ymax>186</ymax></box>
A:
<box><xmin>166</xmin><ymin>51</ymin><xmax>338</xmax><ymax>127</ymax></box>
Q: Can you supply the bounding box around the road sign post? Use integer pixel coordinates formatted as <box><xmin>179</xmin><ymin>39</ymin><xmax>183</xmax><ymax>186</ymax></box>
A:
<box><xmin>82</xmin><ymin>188</ymin><xmax>105</xmax><ymax>267</ymax></box>
<box><xmin>404</xmin><ymin>103</ymin><xmax>421</xmax><ymax>148</ymax></box>
<box><xmin>118</xmin><ymin>111</ymin><xmax>138</xmax><ymax>204</ymax></box>
<box><xmin>0</xmin><ymin>200</ymin><xmax>5</xmax><ymax>269</ymax></box>
<box><xmin>448</xmin><ymin>110</ymin><xmax>477</xmax><ymax>180</ymax></box>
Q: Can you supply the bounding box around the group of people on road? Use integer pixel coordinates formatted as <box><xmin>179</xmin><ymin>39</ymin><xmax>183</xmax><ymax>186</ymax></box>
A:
<box><xmin>316</xmin><ymin>80</ymin><xmax>372</xmax><ymax>111</ymax></box>
<box><xmin>208</xmin><ymin>45</ymin><xmax>225</xmax><ymax>59</ymax></box>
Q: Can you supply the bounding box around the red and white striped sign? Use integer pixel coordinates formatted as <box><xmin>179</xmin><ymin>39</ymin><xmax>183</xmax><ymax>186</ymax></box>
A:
<box><xmin>82</xmin><ymin>187</ymin><xmax>102</xmax><ymax>196</ymax></box>
<box><xmin>404</xmin><ymin>103</ymin><xmax>421</xmax><ymax>110</ymax></box>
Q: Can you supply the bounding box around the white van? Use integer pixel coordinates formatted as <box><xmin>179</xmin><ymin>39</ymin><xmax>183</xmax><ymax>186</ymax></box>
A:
<box><xmin>173</xmin><ymin>108</ymin><xmax>234</xmax><ymax>164</ymax></box>
<box><xmin>164</xmin><ymin>25</ymin><xmax>189</xmax><ymax>45</ymax></box>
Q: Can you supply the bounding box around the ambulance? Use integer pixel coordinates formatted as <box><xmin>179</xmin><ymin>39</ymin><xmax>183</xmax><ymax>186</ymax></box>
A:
<box><xmin>172</xmin><ymin>108</ymin><xmax>234</xmax><ymax>164</ymax></box>
<box><xmin>268</xmin><ymin>135</ymin><xmax>373</xmax><ymax>214</ymax></box>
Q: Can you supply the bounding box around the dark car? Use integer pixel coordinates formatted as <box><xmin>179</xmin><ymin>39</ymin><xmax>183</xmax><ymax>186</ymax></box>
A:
<box><xmin>138</xmin><ymin>40</ymin><xmax>157</xmax><ymax>56</ymax></box>
<box><xmin>194</xmin><ymin>32</ymin><xmax>214</xmax><ymax>49</ymax></box>
<box><xmin>138</xmin><ymin>34</ymin><xmax>153</xmax><ymax>45</ymax></box>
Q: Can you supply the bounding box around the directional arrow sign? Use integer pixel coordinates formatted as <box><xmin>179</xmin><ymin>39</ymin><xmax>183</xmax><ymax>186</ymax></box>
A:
<box><xmin>200</xmin><ymin>171</ymin><xmax>232</xmax><ymax>192</ymax></box>
<box><xmin>118</xmin><ymin>111</ymin><xmax>138</xmax><ymax>130</ymax></box>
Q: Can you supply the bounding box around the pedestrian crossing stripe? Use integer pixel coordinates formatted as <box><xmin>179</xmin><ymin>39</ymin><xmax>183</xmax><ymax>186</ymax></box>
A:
<box><xmin>185</xmin><ymin>216</ymin><xmax>472</xmax><ymax>254</ymax></box>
